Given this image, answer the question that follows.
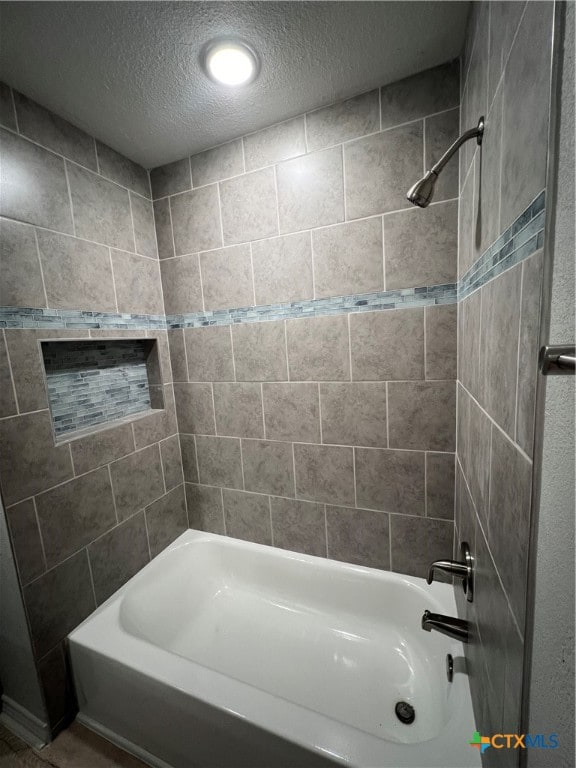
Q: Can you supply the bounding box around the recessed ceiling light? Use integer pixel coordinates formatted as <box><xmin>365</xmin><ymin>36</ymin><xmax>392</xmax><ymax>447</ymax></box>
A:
<box><xmin>203</xmin><ymin>40</ymin><xmax>259</xmax><ymax>86</ymax></box>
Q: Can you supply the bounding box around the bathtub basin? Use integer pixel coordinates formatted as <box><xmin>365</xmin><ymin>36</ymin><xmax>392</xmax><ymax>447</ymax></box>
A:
<box><xmin>69</xmin><ymin>530</ymin><xmax>479</xmax><ymax>768</ymax></box>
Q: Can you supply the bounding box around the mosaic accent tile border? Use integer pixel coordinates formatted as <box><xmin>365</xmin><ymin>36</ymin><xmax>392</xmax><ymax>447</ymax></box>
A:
<box><xmin>458</xmin><ymin>190</ymin><xmax>545</xmax><ymax>300</ymax></box>
<box><xmin>0</xmin><ymin>191</ymin><xmax>545</xmax><ymax>330</ymax></box>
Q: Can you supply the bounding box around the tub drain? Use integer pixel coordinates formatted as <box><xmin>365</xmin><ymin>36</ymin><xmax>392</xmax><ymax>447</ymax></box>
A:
<box><xmin>395</xmin><ymin>701</ymin><xmax>415</xmax><ymax>725</ymax></box>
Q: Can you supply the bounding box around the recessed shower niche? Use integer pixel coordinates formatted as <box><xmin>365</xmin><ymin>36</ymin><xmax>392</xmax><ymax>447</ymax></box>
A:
<box><xmin>41</xmin><ymin>339</ymin><xmax>165</xmax><ymax>441</ymax></box>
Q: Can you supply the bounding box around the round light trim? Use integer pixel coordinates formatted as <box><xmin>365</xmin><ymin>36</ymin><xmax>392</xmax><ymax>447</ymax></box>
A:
<box><xmin>204</xmin><ymin>41</ymin><xmax>258</xmax><ymax>86</ymax></box>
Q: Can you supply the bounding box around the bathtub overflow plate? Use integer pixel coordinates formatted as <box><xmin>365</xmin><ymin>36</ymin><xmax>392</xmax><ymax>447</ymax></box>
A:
<box><xmin>395</xmin><ymin>701</ymin><xmax>415</xmax><ymax>725</ymax></box>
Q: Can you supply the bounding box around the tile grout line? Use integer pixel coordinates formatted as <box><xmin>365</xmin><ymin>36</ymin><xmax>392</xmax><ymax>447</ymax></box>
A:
<box><xmin>107</xmin><ymin>464</ymin><xmax>120</xmax><ymax>524</ymax></box>
<box><xmin>84</xmin><ymin>547</ymin><xmax>99</xmax><ymax>606</ymax></box>
<box><xmin>127</xmin><ymin>191</ymin><xmax>138</xmax><ymax>255</ymax></box>
<box><xmin>142</xmin><ymin>506</ymin><xmax>153</xmax><ymax>560</ymax></box>
<box><xmin>31</xmin><ymin>496</ymin><xmax>48</xmax><ymax>572</ymax></box>
<box><xmin>513</xmin><ymin>262</ymin><xmax>525</xmax><ymax>443</ymax></box>
<box><xmin>32</xmin><ymin>228</ymin><xmax>50</xmax><ymax>311</ymax></box>
<box><xmin>108</xmin><ymin>247</ymin><xmax>120</xmax><ymax>313</ymax></box>
<box><xmin>215</xmin><ymin>182</ymin><xmax>225</xmax><ymax>248</ymax></box>
<box><xmin>220</xmin><ymin>486</ymin><xmax>227</xmax><ymax>535</ymax></box>
<box><xmin>3</xmin><ymin>329</ymin><xmax>21</xmax><ymax>414</ymax></box>
<box><xmin>62</xmin><ymin>160</ymin><xmax>77</xmax><ymax>238</ymax></box>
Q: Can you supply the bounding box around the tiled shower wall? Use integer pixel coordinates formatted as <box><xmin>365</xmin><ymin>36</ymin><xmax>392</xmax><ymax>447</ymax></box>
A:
<box><xmin>455</xmin><ymin>1</ymin><xmax>554</xmax><ymax>757</ymax></box>
<box><xmin>0</xmin><ymin>86</ymin><xmax>186</xmax><ymax>731</ymax></box>
<box><xmin>154</xmin><ymin>62</ymin><xmax>461</xmax><ymax>573</ymax></box>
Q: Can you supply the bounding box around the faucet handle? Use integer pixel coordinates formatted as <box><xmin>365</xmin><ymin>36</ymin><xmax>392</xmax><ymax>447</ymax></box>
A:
<box><xmin>427</xmin><ymin>542</ymin><xmax>474</xmax><ymax>603</ymax></box>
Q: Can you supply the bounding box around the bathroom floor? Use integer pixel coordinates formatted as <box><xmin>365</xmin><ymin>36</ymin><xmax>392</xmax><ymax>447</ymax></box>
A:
<box><xmin>0</xmin><ymin>722</ymin><xmax>147</xmax><ymax>768</ymax></box>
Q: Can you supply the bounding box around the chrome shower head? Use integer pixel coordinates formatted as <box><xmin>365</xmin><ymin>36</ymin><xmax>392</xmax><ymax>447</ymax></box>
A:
<box><xmin>407</xmin><ymin>116</ymin><xmax>485</xmax><ymax>208</ymax></box>
<box><xmin>407</xmin><ymin>170</ymin><xmax>439</xmax><ymax>208</ymax></box>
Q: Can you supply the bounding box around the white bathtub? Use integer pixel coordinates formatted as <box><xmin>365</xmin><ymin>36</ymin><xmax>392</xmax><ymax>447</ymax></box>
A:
<box><xmin>69</xmin><ymin>530</ymin><xmax>479</xmax><ymax>768</ymax></box>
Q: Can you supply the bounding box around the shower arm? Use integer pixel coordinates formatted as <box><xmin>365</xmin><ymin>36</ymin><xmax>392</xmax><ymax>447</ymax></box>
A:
<box><xmin>429</xmin><ymin>116</ymin><xmax>485</xmax><ymax>177</ymax></box>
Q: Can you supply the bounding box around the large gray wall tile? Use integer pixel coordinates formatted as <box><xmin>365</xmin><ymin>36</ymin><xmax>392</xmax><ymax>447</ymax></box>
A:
<box><xmin>426</xmin><ymin>452</ymin><xmax>455</xmax><ymax>520</ymax></box>
<box><xmin>213</xmin><ymin>382</ymin><xmax>263</xmax><ymax>439</ymax></box>
<box><xmin>479</xmin><ymin>265</ymin><xmax>521</xmax><ymax>437</ymax></box>
<box><xmin>0</xmin><ymin>128</ymin><xmax>73</xmax><ymax>233</ymax></box>
<box><xmin>130</xmin><ymin>192</ymin><xmax>158</xmax><ymax>258</ymax></box>
<box><xmin>312</xmin><ymin>217</ymin><xmax>383</xmax><ymax>298</ymax></box>
<box><xmin>426</xmin><ymin>305</ymin><xmax>458</xmax><ymax>381</ymax></box>
<box><xmin>4</xmin><ymin>329</ymin><xmax>89</xmax><ymax>414</ymax></box>
<box><xmin>24</xmin><ymin>550</ymin><xmax>95</xmax><ymax>658</ymax></box>
<box><xmin>350</xmin><ymin>308</ymin><xmax>424</xmax><ymax>381</ymax></box>
<box><xmin>0</xmin><ymin>411</ymin><xmax>74</xmax><ymax>506</ymax></box>
<box><xmin>35</xmin><ymin>467</ymin><xmax>116</xmax><ymax>568</ymax></box>
<box><xmin>243</xmin><ymin>118</ymin><xmax>306</xmax><ymax>170</ymax></box>
<box><xmin>287</xmin><ymin>314</ymin><xmax>350</xmax><ymax>381</ymax></box>
<box><xmin>355</xmin><ymin>447</ymin><xmax>425</xmax><ymax>515</ymax></box>
<box><xmin>263</xmin><ymin>383</ymin><xmax>320</xmax><ymax>444</ymax></box>
<box><xmin>190</xmin><ymin>140</ymin><xmax>243</xmax><ymax>186</ymax></box>
<box><xmin>200</xmin><ymin>243</ymin><xmax>254</xmax><ymax>310</ymax></box>
<box><xmin>251</xmin><ymin>232</ymin><xmax>314</xmax><ymax>305</ymax></box>
<box><xmin>0</xmin><ymin>218</ymin><xmax>46</xmax><ymax>308</ymax></box>
<box><xmin>487</xmin><ymin>1</ymin><xmax>526</xmax><ymax>107</ymax></box>
<box><xmin>71</xmin><ymin>423</ymin><xmax>135</xmax><ymax>475</ymax></box>
<box><xmin>232</xmin><ymin>321</ymin><xmax>287</xmax><ymax>381</ymax></box>
<box><xmin>195</xmin><ymin>435</ymin><xmax>243</xmax><ymax>489</ymax></box>
<box><xmin>306</xmin><ymin>90</ymin><xmax>380</xmax><ymax>151</ymax></box>
<box><xmin>150</xmin><ymin>158</ymin><xmax>191</xmax><ymax>199</ymax></box>
<box><xmin>160</xmin><ymin>434</ymin><xmax>184</xmax><ymax>491</ymax></box>
<box><xmin>344</xmin><ymin>122</ymin><xmax>423</xmax><ymax>218</ymax></box>
<box><xmin>219</xmin><ymin>167</ymin><xmax>278</xmax><ymax>245</ymax></box>
<box><xmin>387</xmin><ymin>380</ymin><xmax>456</xmax><ymax>451</ymax></box>
<box><xmin>242</xmin><ymin>438</ymin><xmax>294</xmax><ymax>497</ymax></box>
<box><xmin>516</xmin><ymin>250</ymin><xmax>543</xmax><ymax>456</ymax></box>
<box><xmin>132</xmin><ymin>384</ymin><xmax>177</xmax><ymax>449</ymax></box>
<box><xmin>271</xmin><ymin>497</ymin><xmax>326</xmax><ymax>557</ymax></box>
<box><xmin>88</xmin><ymin>511</ymin><xmax>150</xmax><ymax>604</ymax></box>
<box><xmin>168</xmin><ymin>329</ymin><xmax>188</xmax><ymax>382</ymax></box>
<box><xmin>5</xmin><ymin>499</ymin><xmax>45</xmax><ymax>584</ymax></box>
<box><xmin>145</xmin><ymin>485</ymin><xmax>188</xmax><ymax>557</ymax></box>
<box><xmin>489</xmin><ymin>425</ymin><xmax>532</xmax><ymax>628</ymax></box>
<box><xmin>67</xmin><ymin>162</ymin><xmax>134</xmax><ymax>250</ymax></box>
<box><xmin>186</xmin><ymin>483</ymin><xmax>225</xmax><ymax>534</ymax></box>
<box><xmin>458</xmin><ymin>290</ymin><xmax>481</xmax><ymax>398</ymax></box>
<box><xmin>161</xmin><ymin>255</ymin><xmax>203</xmax><ymax>315</ymax></box>
<box><xmin>173</xmin><ymin>382</ymin><xmax>215</xmax><ymax>435</ymax></box>
<box><xmin>500</xmin><ymin>1</ymin><xmax>552</xmax><ymax>228</ymax></box>
<box><xmin>326</xmin><ymin>505</ymin><xmax>389</xmax><ymax>569</ymax></box>
<box><xmin>277</xmin><ymin>146</ymin><xmax>344</xmax><ymax>232</ymax></box>
<box><xmin>95</xmin><ymin>141</ymin><xmax>150</xmax><ymax>197</ymax></box>
<box><xmin>294</xmin><ymin>443</ymin><xmax>354</xmax><ymax>506</ymax></box>
<box><xmin>184</xmin><ymin>326</ymin><xmax>234</xmax><ymax>382</ymax></box>
<box><xmin>223</xmin><ymin>489</ymin><xmax>272</xmax><ymax>545</ymax></box>
<box><xmin>37</xmin><ymin>229</ymin><xmax>116</xmax><ymax>312</ymax></box>
<box><xmin>380</xmin><ymin>61</ymin><xmax>459</xmax><ymax>129</ymax></box>
<box><xmin>384</xmin><ymin>201</ymin><xmax>457</xmax><ymax>289</ymax></box>
<box><xmin>390</xmin><ymin>515</ymin><xmax>454</xmax><ymax>578</ymax></box>
<box><xmin>111</xmin><ymin>250</ymin><xmax>163</xmax><ymax>315</ymax></box>
<box><xmin>109</xmin><ymin>444</ymin><xmax>164</xmax><ymax>520</ymax></box>
<box><xmin>14</xmin><ymin>91</ymin><xmax>97</xmax><ymax>170</ymax></box>
<box><xmin>153</xmin><ymin>197</ymin><xmax>174</xmax><ymax>260</ymax></box>
<box><xmin>180</xmin><ymin>434</ymin><xmax>198</xmax><ymax>483</ymax></box>
<box><xmin>170</xmin><ymin>184</ymin><xmax>222</xmax><ymax>255</ymax></box>
<box><xmin>320</xmin><ymin>382</ymin><xmax>387</xmax><ymax>448</ymax></box>
<box><xmin>0</xmin><ymin>332</ymin><xmax>17</xmax><ymax>418</ymax></box>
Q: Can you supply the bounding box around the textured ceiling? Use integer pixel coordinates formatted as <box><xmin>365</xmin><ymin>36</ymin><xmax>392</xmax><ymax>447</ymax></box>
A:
<box><xmin>0</xmin><ymin>2</ymin><xmax>469</xmax><ymax>168</ymax></box>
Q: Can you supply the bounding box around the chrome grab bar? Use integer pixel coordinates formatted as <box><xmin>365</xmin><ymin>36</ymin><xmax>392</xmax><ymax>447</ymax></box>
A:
<box><xmin>540</xmin><ymin>345</ymin><xmax>575</xmax><ymax>375</ymax></box>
